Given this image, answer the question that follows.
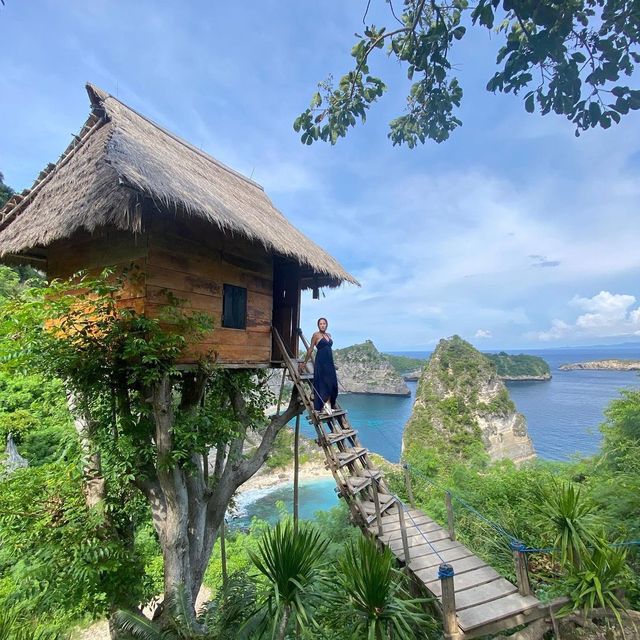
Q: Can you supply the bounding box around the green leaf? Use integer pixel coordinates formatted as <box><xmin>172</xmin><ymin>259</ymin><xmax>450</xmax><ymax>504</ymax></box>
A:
<box><xmin>525</xmin><ymin>93</ymin><xmax>535</xmax><ymax>113</ymax></box>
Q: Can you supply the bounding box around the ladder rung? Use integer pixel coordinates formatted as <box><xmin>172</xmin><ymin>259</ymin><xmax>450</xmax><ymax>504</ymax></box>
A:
<box><xmin>324</xmin><ymin>429</ymin><xmax>356</xmax><ymax>445</ymax></box>
<box><xmin>361</xmin><ymin>496</ymin><xmax>397</xmax><ymax>523</ymax></box>
<box><xmin>317</xmin><ymin>409</ymin><xmax>347</xmax><ymax>420</ymax></box>
<box><xmin>336</xmin><ymin>447</ymin><xmax>367</xmax><ymax>467</ymax></box>
<box><xmin>345</xmin><ymin>476</ymin><xmax>371</xmax><ymax>494</ymax></box>
<box><xmin>357</xmin><ymin>468</ymin><xmax>382</xmax><ymax>480</ymax></box>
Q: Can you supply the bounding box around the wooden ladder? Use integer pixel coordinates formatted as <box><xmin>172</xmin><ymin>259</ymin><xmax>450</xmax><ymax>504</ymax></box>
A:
<box><xmin>272</xmin><ymin>327</ymin><xmax>397</xmax><ymax>528</ymax></box>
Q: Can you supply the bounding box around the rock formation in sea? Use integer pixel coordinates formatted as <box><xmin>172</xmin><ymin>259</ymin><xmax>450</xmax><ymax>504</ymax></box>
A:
<box><xmin>403</xmin><ymin>336</ymin><xmax>536</xmax><ymax>465</ymax></box>
<box><xmin>333</xmin><ymin>340</ymin><xmax>411</xmax><ymax>396</ymax></box>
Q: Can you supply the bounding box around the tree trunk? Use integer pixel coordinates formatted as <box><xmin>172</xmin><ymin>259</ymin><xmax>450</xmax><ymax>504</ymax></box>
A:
<box><xmin>277</xmin><ymin>604</ymin><xmax>291</xmax><ymax>640</ymax></box>
<box><xmin>67</xmin><ymin>390</ymin><xmax>107</xmax><ymax>510</ymax></box>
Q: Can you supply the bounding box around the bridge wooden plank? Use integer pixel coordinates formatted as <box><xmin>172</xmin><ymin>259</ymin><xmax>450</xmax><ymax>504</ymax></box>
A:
<box><xmin>389</xmin><ymin>539</ymin><xmax>466</xmax><ymax>566</ymax></box>
<box><xmin>455</xmin><ymin>579</ymin><xmax>518</xmax><ymax>611</ymax></box>
<box><xmin>414</xmin><ymin>555</ymin><xmax>487</xmax><ymax>584</ymax></box>
<box><xmin>409</xmin><ymin>546</ymin><xmax>474</xmax><ymax>575</ymax></box>
<box><xmin>388</xmin><ymin>528</ymin><xmax>451</xmax><ymax>552</ymax></box>
<box><xmin>380</xmin><ymin>521</ymin><xmax>442</xmax><ymax>542</ymax></box>
<box><xmin>374</xmin><ymin>513</ymin><xmax>437</xmax><ymax>536</ymax></box>
<box><xmin>457</xmin><ymin>593</ymin><xmax>540</xmax><ymax>632</ymax></box>
<box><xmin>427</xmin><ymin>566</ymin><xmax>502</xmax><ymax>597</ymax></box>
<box><xmin>393</xmin><ymin>537</ymin><xmax>467</xmax><ymax>562</ymax></box>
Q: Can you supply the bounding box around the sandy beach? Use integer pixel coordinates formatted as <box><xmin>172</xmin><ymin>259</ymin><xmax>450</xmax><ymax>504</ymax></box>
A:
<box><xmin>237</xmin><ymin>456</ymin><xmax>333</xmax><ymax>494</ymax></box>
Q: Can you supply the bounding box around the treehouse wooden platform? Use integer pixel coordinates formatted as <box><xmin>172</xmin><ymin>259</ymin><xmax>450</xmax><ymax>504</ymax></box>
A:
<box><xmin>273</xmin><ymin>328</ymin><xmax>554</xmax><ymax>640</ymax></box>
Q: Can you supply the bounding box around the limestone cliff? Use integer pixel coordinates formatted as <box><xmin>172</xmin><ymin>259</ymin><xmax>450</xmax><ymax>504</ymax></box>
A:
<box><xmin>403</xmin><ymin>336</ymin><xmax>536</xmax><ymax>465</ymax></box>
<box><xmin>333</xmin><ymin>341</ymin><xmax>411</xmax><ymax>396</ymax></box>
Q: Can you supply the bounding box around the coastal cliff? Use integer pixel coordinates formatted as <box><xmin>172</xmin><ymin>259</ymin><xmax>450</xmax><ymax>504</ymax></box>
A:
<box><xmin>333</xmin><ymin>341</ymin><xmax>410</xmax><ymax>396</ymax></box>
<box><xmin>403</xmin><ymin>336</ymin><xmax>536</xmax><ymax>465</ymax></box>
<box><xmin>560</xmin><ymin>359</ymin><xmax>640</xmax><ymax>371</ymax></box>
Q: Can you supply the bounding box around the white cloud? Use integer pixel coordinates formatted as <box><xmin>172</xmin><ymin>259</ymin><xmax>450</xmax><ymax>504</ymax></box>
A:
<box><xmin>475</xmin><ymin>329</ymin><xmax>492</xmax><ymax>338</ymax></box>
<box><xmin>532</xmin><ymin>292</ymin><xmax>640</xmax><ymax>341</ymax></box>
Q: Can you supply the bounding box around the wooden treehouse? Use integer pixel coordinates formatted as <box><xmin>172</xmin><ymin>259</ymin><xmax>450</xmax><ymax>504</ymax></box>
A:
<box><xmin>0</xmin><ymin>83</ymin><xmax>358</xmax><ymax>366</ymax></box>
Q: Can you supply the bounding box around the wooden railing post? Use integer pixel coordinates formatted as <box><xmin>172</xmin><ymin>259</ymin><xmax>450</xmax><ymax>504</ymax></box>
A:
<box><xmin>403</xmin><ymin>464</ymin><xmax>416</xmax><ymax>508</ymax></box>
<box><xmin>439</xmin><ymin>563</ymin><xmax>459</xmax><ymax>639</ymax></box>
<box><xmin>445</xmin><ymin>491</ymin><xmax>456</xmax><ymax>541</ymax></box>
<box><xmin>396</xmin><ymin>501</ymin><xmax>411</xmax><ymax>566</ymax></box>
<box><xmin>510</xmin><ymin>540</ymin><xmax>531</xmax><ymax>596</ymax></box>
<box><xmin>371</xmin><ymin>481</ymin><xmax>384</xmax><ymax>537</ymax></box>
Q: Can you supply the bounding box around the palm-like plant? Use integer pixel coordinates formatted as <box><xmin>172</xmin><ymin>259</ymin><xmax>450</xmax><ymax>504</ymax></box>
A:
<box><xmin>561</xmin><ymin>543</ymin><xmax>631</xmax><ymax>636</ymax></box>
<box><xmin>0</xmin><ymin>608</ymin><xmax>61</xmax><ymax>640</ymax></box>
<box><xmin>333</xmin><ymin>536</ymin><xmax>434</xmax><ymax>640</ymax></box>
<box><xmin>534</xmin><ymin>480</ymin><xmax>601</xmax><ymax>569</ymax></box>
<box><xmin>247</xmin><ymin>519</ymin><xmax>331</xmax><ymax>640</ymax></box>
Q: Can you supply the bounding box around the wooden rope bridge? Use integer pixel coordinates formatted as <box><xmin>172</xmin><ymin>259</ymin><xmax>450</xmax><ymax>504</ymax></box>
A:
<box><xmin>273</xmin><ymin>328</ymin><xmax>555</xmax><ymax>639</ymax></box>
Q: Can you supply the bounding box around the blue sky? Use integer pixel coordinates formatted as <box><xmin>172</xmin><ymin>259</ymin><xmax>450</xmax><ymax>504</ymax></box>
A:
<box><xmin>2</xmin><ymin>1</ymin><xmax>640</xmax><ymax>351</ymax></box>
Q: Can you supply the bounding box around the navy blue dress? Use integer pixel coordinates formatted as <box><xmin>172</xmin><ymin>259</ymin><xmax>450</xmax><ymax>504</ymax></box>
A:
<box><xmin>313</xmin><ymin>336</ymin><xmax>339</xmax><ymax>411</ymax></box>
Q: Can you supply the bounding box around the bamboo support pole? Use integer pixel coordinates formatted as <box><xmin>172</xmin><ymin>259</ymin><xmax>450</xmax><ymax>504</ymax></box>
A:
<box><xmin>511</xmin><ymin>540</ymin><xmax>531</xmax><ymax>596</ymax></box>
<box><xmin>372</xmin><ymin>481</ymin><xmax>384</xmax><ymax>537</ymax></box>
<box><xmin>396</xmin><ymin>501</ymin><xmax>411</xmax><ymax>565</ymax></box>
<box><xmin>293</xmin><ymin>414</ymin><xmax>300</xmax><ymax>534</ymax></box>
<box><xmin>439</xmin><ymin>563</ymin><xmax>459</xmax><ymax>639</ymax></box>
<box><xmin>403</xmin><ymin>464</ymin><xmax>416</xmax><ymax>508</ymax></box>
<box><xmin>445</xmin><ymin>491</ymin><xmax>456</xmax><ymax>541</ymax></box>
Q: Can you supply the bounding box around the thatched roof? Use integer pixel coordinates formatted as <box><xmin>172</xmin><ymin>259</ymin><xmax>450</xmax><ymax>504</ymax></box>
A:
<box><xmin>0</xmin><ymin>83</ymin><xmax>358</xmax><ymax>288</ymax></box>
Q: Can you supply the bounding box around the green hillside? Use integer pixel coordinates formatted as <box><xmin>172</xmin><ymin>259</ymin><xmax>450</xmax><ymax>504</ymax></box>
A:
<box><xmin>484</xmin><ymin>352</ymin><xmax>551</xmax><ymax>378</ymax></box>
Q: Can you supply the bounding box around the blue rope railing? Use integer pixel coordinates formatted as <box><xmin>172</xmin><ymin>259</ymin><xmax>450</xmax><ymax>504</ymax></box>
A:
<box><xmin>402</xmin><ymin>462</ymin><xmax>640</xmax><ymax>556</ymax></box>
<box><xmin>390</xmin><ymin>493</ymin><xmax>447</xmax><ymax>565</ymax></box>
<box><xmin>403</xmin><ymin>462</ymin><xmax>518</xmax><ymax>543</ymax></box>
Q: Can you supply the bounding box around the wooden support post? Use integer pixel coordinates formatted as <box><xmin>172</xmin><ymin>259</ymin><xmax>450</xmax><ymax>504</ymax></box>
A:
<box><xmin>371</xmin><ymin>481</ymin><xmax>384</xmax><ymax>537</ymax></box>
<box><xmin>445</xmin><ymin>491</ymin><xmax>456</xmax><ymax>541</ymax></box>
<box><xmin>403</xmin><ymin>464</ymin><xmax>416</xmax><ymax>508</ymax></box>
<box><xmin>511</xmin><ymin>540</ymin><xmax>531</xmax><ymax>596</ymax></box>
<box><xmin>220</xmin><ymin>518</ymin><xmax>228</xmax><ymax>592</ymax></box>
<box><xmin>439</xmin><ymin>563</ymin><xmax>459</xmax><ymax>640</ymax></box>
<box><xmin>275</xmin><ymin>367</ymin><xmax>287</xmax><ymax>416</ymax></box>
<box><xmin>396</xmin><ymin>501</ymin><xmax>411</xmax><ymax>566</ymax></box>
<box><xmin>293</xmin><ymin>413</ymin><xmax>300</xmax><ymax>534</ymax></box>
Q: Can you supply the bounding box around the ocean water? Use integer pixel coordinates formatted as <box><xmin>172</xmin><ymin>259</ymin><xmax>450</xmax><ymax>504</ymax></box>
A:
<box><xmin>239</xmin><ymin>345</ymin><xmax>640</xmax><ymax>522</ymax></box>
<box><xmin>231</xmin><ymin>478</ymin><xmax>339</xmax><ymax>528</ymax></box>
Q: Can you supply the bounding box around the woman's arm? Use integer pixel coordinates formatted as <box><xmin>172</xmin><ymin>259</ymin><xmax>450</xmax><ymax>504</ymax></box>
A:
<box><xmin>302</xmin><ymin>332</ymin><xmax>319</xmax><ymax>366</ymax></box>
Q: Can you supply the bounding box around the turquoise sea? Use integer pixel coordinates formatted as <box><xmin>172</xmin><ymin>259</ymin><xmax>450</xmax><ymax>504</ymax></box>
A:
<box><xmin>237</xmin><ymin>344</ymin><xmax>640</xmax><ymax>524</ymax></box>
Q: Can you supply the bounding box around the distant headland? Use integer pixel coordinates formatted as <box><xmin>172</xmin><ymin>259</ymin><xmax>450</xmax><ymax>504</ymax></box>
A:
<box><xmin>559</xmin><ymin>359</ymin><xmax>640</xmax><ymax>371</ymax></box>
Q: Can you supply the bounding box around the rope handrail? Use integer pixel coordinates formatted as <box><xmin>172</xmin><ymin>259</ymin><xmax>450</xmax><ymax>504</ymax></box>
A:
<box><xmin>403</xmin><ymin>462</ymin><xmax>518</xmax><ymax>543</ymax></box>
<box><xmin>390</xmin><ymin>492</ymin><xmax>447</xmax><ymax>565</ymax></box>
<box><xmin>403</xmin><ymin>462</ymin><xmax>640</xmax><ymax>555</ymax></box>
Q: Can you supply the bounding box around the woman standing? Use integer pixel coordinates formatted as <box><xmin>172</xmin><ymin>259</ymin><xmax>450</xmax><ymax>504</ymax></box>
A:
<box><xmin>301</xmin><ymin>317</ymin><xmax>338</xmax><ymax>414</ymax></box>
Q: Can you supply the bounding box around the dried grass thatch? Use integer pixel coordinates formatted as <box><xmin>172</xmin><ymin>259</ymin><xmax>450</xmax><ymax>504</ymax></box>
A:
<box><xmin>0</xmin><ymin>83</ymin><xmax>358</xmax><ymax>288</ymax></box>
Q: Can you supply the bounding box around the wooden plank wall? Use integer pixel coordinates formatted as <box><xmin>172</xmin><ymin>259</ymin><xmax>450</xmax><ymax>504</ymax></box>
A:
<box><xmin>145</xmin><ymin>216</ymin><xmax>273</xmax><ymax>365</ymax></box>
<box><xmin>46</xmin><ymin>228</ymin><xmax>149</xmax><ymax>315</ymax></box>
<box><xmin>45</xmin><ymin>216</ymin><xmax>276</xmax><ymax>366</ymax></box>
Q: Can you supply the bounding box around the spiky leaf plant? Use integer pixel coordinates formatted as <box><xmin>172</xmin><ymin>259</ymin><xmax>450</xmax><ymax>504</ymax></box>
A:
<box><xmin>0</xmin><ymin>608</ymin><xmax>61</xmax><ymax>640</ymax></box>
<box><xmin>560</xmin><ymin>543</ymin><xmax>632</xmax><ymax>637</ymax></box>
<box><xmin>534</xmin><ymin>479</ymin><xmax>601</xmax><ymax>569</ymax></box>
<box><xmin>333</xmin><ymin>536</ymin><xmax>435</xmax><ymax>640</ymax></box>
<box><xmin>246</xmin><ymin>519</ymin><xmax>331</xmax><ymax>640</ymax></box>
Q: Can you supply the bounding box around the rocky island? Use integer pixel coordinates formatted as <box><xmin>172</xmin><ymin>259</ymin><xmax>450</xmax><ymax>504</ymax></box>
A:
<box><xmin>559</xmin><ymin>359</ymin><xmax>640</xmax><ymax>371</ymax></box>
<box><xmin>333</xmin><ymin>340</ymin><xmax>411</xmax><ymax>396</ymax></box>
<box><xmin>484</xmin><ymin>352</ymin><xmax>552</xmax><ymax>381</ymax></box>
<box><xmin>403</xmin><ymin>336</ymin><xmax>536</xmax><ymax>465</ymax></box>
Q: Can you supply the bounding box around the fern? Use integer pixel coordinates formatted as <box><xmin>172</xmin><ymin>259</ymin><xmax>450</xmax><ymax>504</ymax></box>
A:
<box><xmin>112</xmin><ymin>610</ymin><xmax>169</xmax><ymax>640</ymax></box>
